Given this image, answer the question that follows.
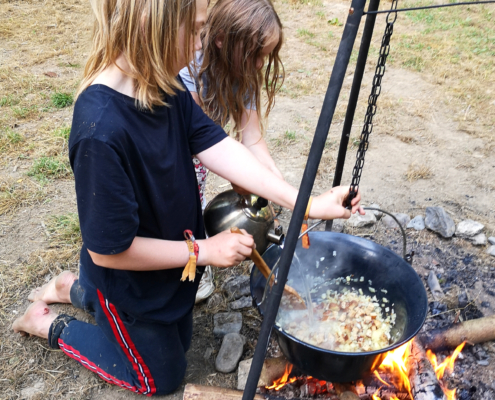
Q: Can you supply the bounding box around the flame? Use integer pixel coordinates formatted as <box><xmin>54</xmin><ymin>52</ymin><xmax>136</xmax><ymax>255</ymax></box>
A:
<box><xmin>426</xmin><ymin>341</ymin><xmax>466</xmax><ymax>400</ymax></box>
<box><xmin>264</xmin><ymin>341</ymin><xmax>465</xmax><ymax>398</ymax></box>
<box><xmin>266</xmin><ymin>363</ymin><xmax>297</xmax><ymax>391</ymax></box>
<box><xmin>376</xmin><ymin>341</ymin><xmax>413</xmax><ymax>398</ymax></box>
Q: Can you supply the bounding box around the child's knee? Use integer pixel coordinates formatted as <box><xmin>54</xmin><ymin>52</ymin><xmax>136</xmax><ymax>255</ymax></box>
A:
<box><xmin>151</xmin><ymin>359</ymin><xmax>187</xmax><ymax>396</ymax></box>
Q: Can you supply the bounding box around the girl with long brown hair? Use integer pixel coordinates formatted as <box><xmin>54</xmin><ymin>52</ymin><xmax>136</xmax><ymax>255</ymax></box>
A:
<box><xmin>12</xmin><ymin>0</ymin><xmax>363</xmax><ymax>395</ymax></box>
<box><xmin>181</xmin><ymin>0</ymin><xmax>285</xmax><ymax>301</ymax></box>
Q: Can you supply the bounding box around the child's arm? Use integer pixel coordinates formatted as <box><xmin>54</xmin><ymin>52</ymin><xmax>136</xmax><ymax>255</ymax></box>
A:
<box><xmin>87</xmin><ymin>229</ymin><xmax>255</xmax><ymax>271</ymax></box>
<box><xmin>240</xmin><ymin>109</ymin><xmax>283</xmax><ymax>180</ymax></box>
<box><xmin>197</xmin><ymin>136</ymin><xmax>364</xmax><ymax>220</ymax></box>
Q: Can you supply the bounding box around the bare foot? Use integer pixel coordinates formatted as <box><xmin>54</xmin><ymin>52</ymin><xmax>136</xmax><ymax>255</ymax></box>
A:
<box><xmin>28</xmin><ymin>271</ymin><xmax>77</xmax><ymax>304</ymax></box>
<box><xmin>12</xmin><ymin>301</ymin><xmax>58</xmax><ymax>339</ymax></box>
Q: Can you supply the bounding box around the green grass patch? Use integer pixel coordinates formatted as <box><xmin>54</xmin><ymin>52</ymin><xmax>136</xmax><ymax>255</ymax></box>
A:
<box><xmin>53</xmin><ymin>125</ymin><xmax>71</xmax><ymax>141</ymax></box>
<box><xmin>0</xmin><ymin>95</ymin><xmax>20</xmax><ymax>107</ymax></box>
<box><xmin>285</xmin><ymin>130</ymin><xmax>297</xmax><ymax>141</ymax></box>
<box><xmin>12</xmin><ymin>105</ymin><xmax>37</xmax><ymax>119</ymax></box>
<box><xmin>46</xmin><ymin>213</ymin><xmax>81</xmax><ymax>247</ymax></box>
<box><xmin>28</xmin><ymin>156</ymin><xmax>72</xmax><ymax>180</ymax></box>
<box><xmin>51</xmin><ymin>92</ymin><xmax>74</xmax><ymax>108</ymax></box>
<box><xmin>297</xmin><ymin>28</ymin><xmax>315</xmax><ymax>38</ymax></box>
<box><xmin>328</xmin><ymin>17</ymin><xmax>343</xmax><ymax>26</ymax></box>
<box><xmin>0</xmin><ymin>127</ymin><xmax>24</xmax><ymax>152</ymax></box>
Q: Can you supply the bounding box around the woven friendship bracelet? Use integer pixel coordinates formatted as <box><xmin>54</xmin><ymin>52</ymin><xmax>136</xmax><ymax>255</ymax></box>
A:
<box><xmin>181</xmin><ymin>230</ymin><xmax>199</xmax><ymax>282</ymax></box>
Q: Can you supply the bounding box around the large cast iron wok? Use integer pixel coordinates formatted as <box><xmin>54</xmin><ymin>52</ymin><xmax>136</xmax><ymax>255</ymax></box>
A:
<box><xmin>250</xmin><ymin>231</ymin><xmax>428</xmax><ymax>383</ymax></box>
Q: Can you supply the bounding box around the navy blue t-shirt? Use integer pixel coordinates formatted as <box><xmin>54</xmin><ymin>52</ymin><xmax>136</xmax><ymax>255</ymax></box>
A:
<box><xmin>69</xmin><ymin>83</ymin><xmax>227</xmax><ymax>323</ymax></box>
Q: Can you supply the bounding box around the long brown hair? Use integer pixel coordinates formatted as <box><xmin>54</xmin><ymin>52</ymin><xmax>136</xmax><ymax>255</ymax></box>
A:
<box><xmin>77</xmin><ymin>0</ymin><xmax>197</xmax><ymax>110</ymax></box>
<box><xmin>199</xmin><ymin>0</ymin><xmax>284</xmax><ymax>139</ymax></box>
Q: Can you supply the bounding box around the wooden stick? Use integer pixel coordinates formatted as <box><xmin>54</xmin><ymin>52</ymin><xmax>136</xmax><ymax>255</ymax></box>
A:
<box><xmin>419</xmin><ymin>315</ymin><xmax>495</xmax><ymax>351</ymax></box>
<box><xmin>230</xmin><ymin>227</ymin><xmax>305</xmax><ymax>306</ymax></box>
<box><xmin>406</xmin><ymin>338</ymin><xmax>447</xmax><ymax>400</ymax></box>
<box><xmin>183</xmin><ymin>384</ymin><xmax>265</xmax><ymax>399</ymax></box>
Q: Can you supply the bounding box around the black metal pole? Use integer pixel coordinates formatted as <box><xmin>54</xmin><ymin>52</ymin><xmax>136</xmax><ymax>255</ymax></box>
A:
<box><xmin>241</xmin><ymin>0</ymin><xmax>367</xmax><ymax>398</ymax></box>
<box><xmin>325</xmin><ymin>0</ymin><xmax>381</xmax><ymax>231</ymax></box>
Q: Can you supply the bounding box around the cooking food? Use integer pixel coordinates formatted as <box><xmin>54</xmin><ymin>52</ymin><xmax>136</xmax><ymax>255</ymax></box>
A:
<box><xmin>276</xmin><ymin>281</ymin><xmax>396</xmax><ymax>353</ymax></box>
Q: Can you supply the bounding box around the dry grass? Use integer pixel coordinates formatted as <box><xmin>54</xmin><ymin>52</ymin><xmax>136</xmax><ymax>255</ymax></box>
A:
<box><xmin>405</xmin><ymin>162</ymin><xmax>433</xmax><ymax>181</ymax></box>
<box><xmin>1</xmin><ymin>0</ymin><xmax>494</xmax><ymax>398</ymax></box>
<box><xmin>0</xmin><ymin>178</ymin><xmax>46</xmax><ymax>216</ymax></box>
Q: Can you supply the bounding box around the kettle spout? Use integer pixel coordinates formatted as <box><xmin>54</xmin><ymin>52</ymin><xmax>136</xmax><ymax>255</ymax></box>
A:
<box><xmin>267</xmin><ymin>224</ymin><xmax>284</xmax><ymax>247</ymax></box>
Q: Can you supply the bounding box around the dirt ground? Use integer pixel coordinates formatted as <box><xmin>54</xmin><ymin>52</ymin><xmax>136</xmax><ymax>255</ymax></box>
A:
<box><xmin>1</xmin><ymin>0</ymin><xmax>494</xmax><ymax>399</ymax></box>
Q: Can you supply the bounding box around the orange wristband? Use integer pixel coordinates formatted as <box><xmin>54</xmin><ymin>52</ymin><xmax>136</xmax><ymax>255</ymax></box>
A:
<box><xmin>301</xmin><ymin>196</ymin><xmax>313</xmax><ymax>249</ymax></box>
<box><xmin>181</xmin><ymin>230</ymin><xmax>199</xmax><ymax>282</ymax></box>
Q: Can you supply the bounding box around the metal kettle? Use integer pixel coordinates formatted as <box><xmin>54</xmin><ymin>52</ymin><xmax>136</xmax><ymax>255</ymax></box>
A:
<box><xmin>203</xmin><ymin>190</ymin><xmax>284</xmax><ymax>255</ymax></box>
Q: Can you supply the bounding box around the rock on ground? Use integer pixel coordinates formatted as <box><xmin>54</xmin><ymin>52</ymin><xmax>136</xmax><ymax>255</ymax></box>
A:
<box><xmin>368</xmin><ymin>203</ymin><xmax>383</xmax><ymax>219</ymax></box>
<box><xmin>407</xmin><ymin>215</ymin><xmax>425</xmax><ymax>231</ymax></box>
<box><xmin>346</xmin><ymin>212</ymin><xmax>376</xmax><ymax>228</ymax></box>
<box><xmin>215</xmin><ymin>333</ymin><xmax>245</xmax><ymax>373</ymax></box>
<box><xmin>456</xmin><ymin>219</ymin><xmax>484</xmax><ymax>238</ymax></box>
<box><xmin>471</xmin><ymin>233</ymin><xmax>487</xmax><ymax>246</ymax></box>
<box><xmin>382</xmin><ymin>213</ymin><xmax>410</xmax><ymax>229</ymax></box>
<box><xmin>331</xmin><ymin>219</ymin><xmax>345</xmax><ymax>233</ymax></box>
<box><xmin>222</xmin><ymin>275</ymin><xmax>250</xmax><ymax>300</ymax></box>
<box><xmin>213</xmin><ymin>312</ymin><xmax>242</xmax><ymax>337</ymax></box>
<box><xmin>489</xmin><ymin>237</ymin><xmax>495</xmax><ymax>245</ymax></box>
<box><xmin>425</xmin><ymin>207</ymin><xmax>456</xmax><ymax>238</ymax></box>
<box><xmin>487</xmin><ymin>246</ymin><xmax>495</xmax><ymax>257</ymax></box>
<box><xmin>230</xmin><ymin>296</ymin><xmax>253</xmax><ymax>310</ymax></box>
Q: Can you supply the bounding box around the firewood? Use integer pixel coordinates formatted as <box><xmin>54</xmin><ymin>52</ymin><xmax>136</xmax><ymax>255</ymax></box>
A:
<box><xmin>237</xmin><ymin>356</ymin><xmax>289</xmax><ymax>390</ymax></box>
<box><xmin>406</xmin><ymin>338</ymin><xmax>446</xmax><ymax>400</ymax></box>
<box><xmin>183</xmin><ymin>384</ymin><xmax>265</xmax><ymax>399</ymax></box>
<box><xmin>419</xmin><ymin>315</ymin><xmax>495</xmax><ymax>351</ymax></box>
<box><xmin>427</xmin><ymin>271</ymin><xmax>444</xmax><ymax>300</ymax></box>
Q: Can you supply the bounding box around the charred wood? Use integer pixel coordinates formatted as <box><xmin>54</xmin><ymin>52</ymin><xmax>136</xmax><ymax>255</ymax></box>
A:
<box><xmin>406</xmin><ymin>338</ymin><xmax>446</xmax><ymax>400</ymax></box>
<box><xmin>419</xmin><ymin>315</ymin><xmax>495</xmax><ymax>351</ymax></box>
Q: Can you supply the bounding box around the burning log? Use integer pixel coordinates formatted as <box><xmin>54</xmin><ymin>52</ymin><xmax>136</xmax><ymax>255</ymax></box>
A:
<box><xmin>405</xmin><ymin>338</ymin><xmax>446</xmax><ymax>400</ymax></box>
<box><xmin>183</xmin><ymin>384</ymin><xmax>265</xmax><ymax>399</ymax></box>
<box><xmin>419</xmin><ymin>315</ymin><xmax>495</xmax><ymax>351</ymax></box>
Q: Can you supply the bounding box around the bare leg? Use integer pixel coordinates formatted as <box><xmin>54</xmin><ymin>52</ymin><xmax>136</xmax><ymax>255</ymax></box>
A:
<box><xmin>28</xmin><ymin>271</ymin><xmax>77</xmax><ymax>304</ymax></box>
<box><xmin>12</xmin><ymin>301</ymin><xmax>58</xmax><ymax>339</ymax></box>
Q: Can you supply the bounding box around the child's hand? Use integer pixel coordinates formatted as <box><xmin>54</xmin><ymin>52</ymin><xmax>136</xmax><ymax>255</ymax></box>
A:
<box><xmin>198</xmin><ymin>229</ymin><xmax>255</xmax><ymax>268</ymax></box>
<box><xmin>310</xmin><ymin>186</ymin><xmax>365</xmax><ymax>220</ymax></box>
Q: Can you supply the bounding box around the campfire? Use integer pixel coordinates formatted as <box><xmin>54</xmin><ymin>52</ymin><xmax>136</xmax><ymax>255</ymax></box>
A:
<box><xmin>261</xmin><ymin>340</ymin><xmax>466</xmax><ymax>400</ymax></box>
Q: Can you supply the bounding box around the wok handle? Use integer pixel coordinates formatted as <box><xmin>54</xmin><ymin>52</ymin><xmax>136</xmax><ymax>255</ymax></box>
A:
<box><xmin>363</xmin><ymin>207</ymin><xmax>413</xmax><ymax>264</ymax></box>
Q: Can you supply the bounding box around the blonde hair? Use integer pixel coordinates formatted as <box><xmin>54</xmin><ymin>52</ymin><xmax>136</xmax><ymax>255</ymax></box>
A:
<box><xmin>199</xmin><ymin>0</ymin><xmax>284</xmax><ymax>139</ymax></box>
<box><xmin>77</xmin><ymin>0</ymin><xmax>196</xmax><ymax>109</ymax></box>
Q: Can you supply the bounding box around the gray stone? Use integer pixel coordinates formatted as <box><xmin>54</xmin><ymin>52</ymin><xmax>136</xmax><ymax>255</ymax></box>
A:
<box><xmin>471</xmin><ymin>233</ymin><xmax>487</xmax><ymax>246</ymax></box>
<box><xmin>456</xmin><ymin>219</ymin><xmax>484</xmax><ymax>238</ymax></box>
<box><xmin>222</xmin><ymin>275</ymin><xmax>250</xmax><ymax>300</ymax></box>
<box><xmin>215</xmin><ymin>333</ymin><xmax>245</xmax><ymax>373</ymax></box>
<box><xmin>487</xmin><ymin>246</ymin><xmax>495</xmax><ymax>257</ymax></box>
<box><xmin>425</xmin><ymin>207</ymin><xmax>456</xmax><ymax>238</ymax></box>
<box><xmin>213</xmin><ymin>312</ymin><xmax>242</xmax><ymax>337</ymax></box>
<box><xmin>331</xmin><ymin>219</ymin><xmax>345</xmax><ymax>233</ymax></box>
<box><xmin>346</xmin><ymin>212</ymin><xmax>376</xmax><ymax>228</ymax></box>
<box><xmin>489</xmin><ymin>237</ymin><xmax>495</xmax><ymax>245</ymax></box>
<box><xmin>407</xmin><ymin>215</ymin><xmax>425</xmax><ymax>231</ymax></box>
<box><xmin>237</xmin><ymin>358</ymin><xmax>253</xmax><ymax>390</ymax></box>
<box><xmin>382</xmin><ymin>213</ymin><xmax>410</xmax><ymax>229</ymax></box>
<box><xmin>230</xmin><ymin>296</ymin><xmax>253</xmax><ymax>310</ymax></box>
<box><xmin>368</xmin><ymin>203</ymin><xmax>383</xmax><ymax>219</ymax></box>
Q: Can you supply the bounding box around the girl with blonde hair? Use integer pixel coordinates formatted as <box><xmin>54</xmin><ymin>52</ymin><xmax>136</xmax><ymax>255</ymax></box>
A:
<box><xmin>12</xmin><ymin>0</ymin><xmax>363</xmax><ymax>395</ymax></box>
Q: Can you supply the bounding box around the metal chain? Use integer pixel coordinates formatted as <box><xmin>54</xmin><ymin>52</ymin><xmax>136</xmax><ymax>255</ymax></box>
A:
<box><xmin>346</xmin><ymin>0</ymin><xmax>399</xmax><ymax>204</ymax></box>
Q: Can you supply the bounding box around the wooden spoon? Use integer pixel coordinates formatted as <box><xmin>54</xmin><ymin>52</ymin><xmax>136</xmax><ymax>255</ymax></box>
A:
<box><xmin>230</xmin><ymin>227</ymin><xmax>306</xmax><ymax>307</ymax></box>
